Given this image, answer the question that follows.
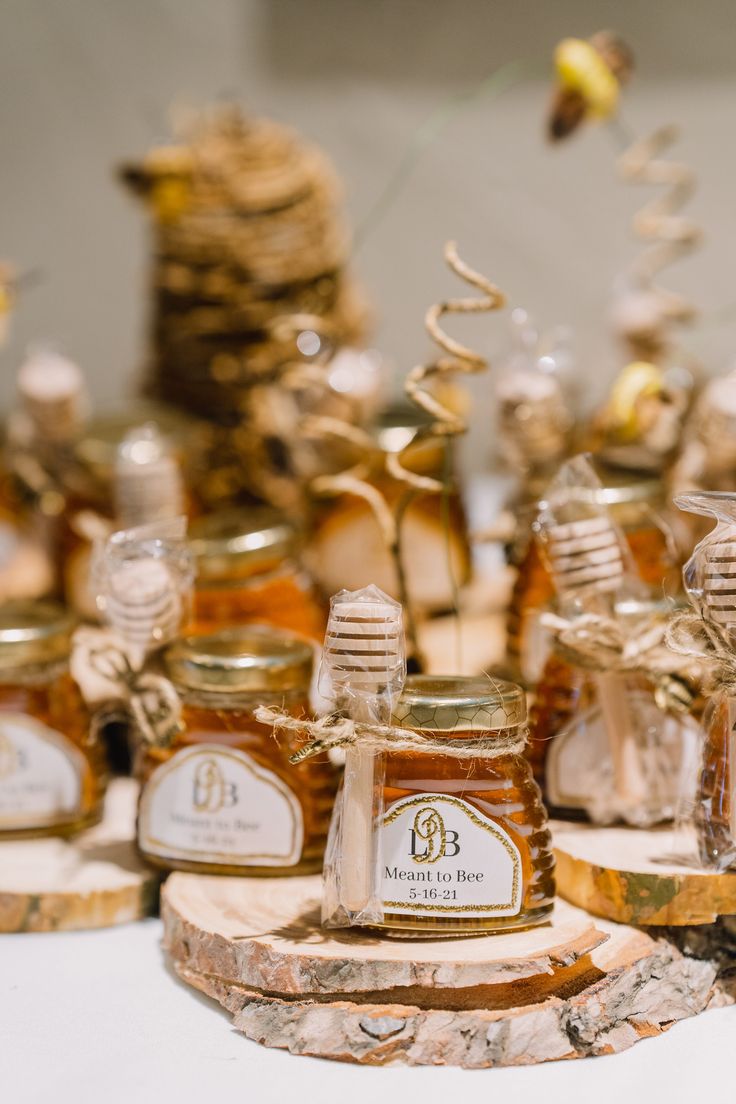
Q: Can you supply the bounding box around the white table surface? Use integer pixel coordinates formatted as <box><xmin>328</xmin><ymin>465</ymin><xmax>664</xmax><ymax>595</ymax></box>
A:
<box><xmin>1</xmin><ymin>917</ymin><xmax>734</xmax><ymax>1104</ymax></box>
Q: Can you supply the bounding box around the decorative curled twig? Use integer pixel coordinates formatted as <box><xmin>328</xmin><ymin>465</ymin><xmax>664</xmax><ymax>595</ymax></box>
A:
<box><xmin>386</xmin><ymin>241</ymin><xmax>506</xmax><ymax>493</ymax></box>
<box><xmin>618</xmin><ymin>125</ymin><xmax>702</xmax><ymax>326</ymax></box>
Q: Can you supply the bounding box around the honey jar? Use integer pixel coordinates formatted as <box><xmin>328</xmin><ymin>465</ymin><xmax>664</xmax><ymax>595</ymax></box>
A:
<box><xmin>373</xmin><ymin>675</ymin><xmax>555</xmax><ymax>934</ymax></box>
<box><xmin>136</xmin><ymin>626</ymin><xmax>335</xmax><ymax>875</ymax></box>
<box><xmin>306</xmin><ymin>406</ymin><xmax>471</xmax><ymax>615</ymax></box>
<box><xmin>506</xmin><ymin>470</ymin><xmax>682</xmax><ymax>688</ymax></box>
<box><xmin>0</xmin><ymin>600</ymin><xmax>106</xmax><ymax>837</ymax></box>
<box><xmin>188</xmin><ymin>507</ymin><xmax>326</xmax><ymax>642</ymax></box>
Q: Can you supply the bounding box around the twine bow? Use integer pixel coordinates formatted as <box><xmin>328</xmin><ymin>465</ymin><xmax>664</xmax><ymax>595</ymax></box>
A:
<box><xmin>255</xmin><ymin>706</ymin><xmax>527</xmax><ymax>763</ymax></box>
<box><xmin>665</xmin><ymin>610</ymin><xmax>736</xmax><ymax>695</ymax></box>
<box><xmin>85</xmin><ymin>640</ymin><xmax>182</xmax><ymax>748</ymax></box>
<box><xmin>542</xmin><ymin>609</ymin><xmax>699</xmax><ymax>713</ymax></box>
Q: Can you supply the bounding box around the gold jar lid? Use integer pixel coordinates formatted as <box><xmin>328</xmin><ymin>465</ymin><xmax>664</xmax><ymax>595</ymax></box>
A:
<box><xmin>392</xmin><ymin>675</ymin><xmax>526</xmax><ymax>733</ymax></box>
<box><xmin>0</xmin><ymin>600</ymin><xmax>75</xmax><ymax>669</ymax></box>
<box><xmin>189</xmin><ymin>508</ymin><xmax>297</xmax><ymax>583</ymax></box>
<box><xmin>164</xmin><ymin>626</ymin><xmax>313</xmax><ymax>694</ymax></box>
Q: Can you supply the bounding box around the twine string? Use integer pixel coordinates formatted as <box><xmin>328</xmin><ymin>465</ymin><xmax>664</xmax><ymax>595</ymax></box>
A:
<box><xmin>255</xmin><ymin>705</ymin><xmax>526</xmax><ymax>764</ymax></box>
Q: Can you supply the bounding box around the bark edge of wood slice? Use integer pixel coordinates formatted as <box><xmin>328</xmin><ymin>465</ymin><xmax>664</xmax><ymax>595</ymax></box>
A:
<box><xmin>162</xmin><ymin>872</ymin><xmax>722</xmax><ymax>1067</ymax></box>
<box><xmin>553</xmin><ymin>820</ymin><xmax>736</xmax><ymax>926</ymax></box>
<box><xmin>0</xmin><ymin>778</ymin><xmax>157</xmax><ymax>932</ymax></box>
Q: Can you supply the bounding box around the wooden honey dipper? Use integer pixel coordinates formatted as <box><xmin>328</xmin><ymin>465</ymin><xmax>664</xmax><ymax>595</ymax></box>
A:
<box><xmin>114</xmin><ymin>425</ymin><xmax>185</xmax><ymax>529</ymax></box>
<box><xmin>702</xmin><ymin>540</ymin><xmax>736</xmax><ymax>631</ymax></box>
<box><xmin>543</xmin><ymin>508</ymin><xmax>647</xmax><ymax>809</ymax></box>
<box><xmin>701</xmin><ymin>536</ymin><xmax>736</xmax><ymax>839</ymax></box>
<box><xmin>545</xmin><ymin>514</ymin><xmax>625</xmax><ymax>598</ymax></box>
<box><xmin>104</xmin><ymin>556</ymin><xmax>183</xmax><ymax>668</ymax></box>
<box><xmin>17</xmin><ymin>349</ymin><xmax>88</xmax><ymax>444</ymax></box>
<box><xmin>323</xmin><ymin>590</ymin><xmax>404</xmax><ymax>916</ymax></box>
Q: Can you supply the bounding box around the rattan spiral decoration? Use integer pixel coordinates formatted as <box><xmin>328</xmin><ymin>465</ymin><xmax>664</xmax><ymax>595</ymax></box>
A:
<box><xmin>618</xmin><ymin>125</ymin><xmax>701</xmax><ymax>327</ymax></box>
<box><xmin>386</xmin><ymin>242</ymin><xmax>506</xmax><ymax>493</ymax></box>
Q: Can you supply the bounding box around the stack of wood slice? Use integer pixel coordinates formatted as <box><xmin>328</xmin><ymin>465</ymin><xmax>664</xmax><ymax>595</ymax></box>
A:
<box><xmin>162</xmin><ymin>872</ymin><xmax>721</xmax><ymax>1068</ymax></box>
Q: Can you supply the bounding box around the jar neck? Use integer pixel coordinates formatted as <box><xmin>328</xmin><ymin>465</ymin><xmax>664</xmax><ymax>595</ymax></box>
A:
<box><xmin>195</xmin><ymin>559</ymin><xmax>295</xmax><ymax>590</ymax></box>
<box><xmin>388</xmin><ymin>722</ymin><xmax>528</xmax><ymax>758</ymax></box>
<box><xmin>176</xmin><ymin>685</ymin><xmax>307</xmax><ymax>712</ymax></box>
<box><xmin>0</xmin><ymin>658</ymin><xmax>69</xmax><ymax>687</ymax></box>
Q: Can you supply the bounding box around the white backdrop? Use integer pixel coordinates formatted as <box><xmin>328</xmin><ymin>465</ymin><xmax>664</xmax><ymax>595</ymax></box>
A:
<box><xmin>1</xmin><ymin>0</ymin><xmax>735</xmax><ymax>470</ymax></box>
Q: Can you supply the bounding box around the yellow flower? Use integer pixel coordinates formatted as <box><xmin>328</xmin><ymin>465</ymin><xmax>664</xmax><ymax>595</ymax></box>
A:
<box><xmin>607</xmin><ymin>361</ymin><xmax>663</xmax><ymax>438</ymax></box>
<box><xmin>150</xmin><ymin>176</ymin><xmax>191</xmax><ymax>224</ymax></box>
<box><xmin>547</xmin><ymin>31</ymin><xmax>633</xmax><ymax>141</ymax></box>
<box><xmin>554</xmin><ymin>37</ymin><xmax>619</xmax><ymax>119</ymax></box>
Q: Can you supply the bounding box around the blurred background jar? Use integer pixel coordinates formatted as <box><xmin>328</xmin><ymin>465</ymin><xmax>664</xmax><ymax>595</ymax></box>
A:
<box><xmin>136</xmin><ymin>626</ymin><xmax>335</xmax><ymax>875</ymax></box>
<box><xmin>306</xmin><ymin>405</ymin><xmax>471</xmax><ymax>617</ymax></box>
<box><xmin>187</xmin><ymin>507</ymin><xmax>326</xmax><ymax>642</ymax></box>
<box><xmin>0</xmin><ymin>600</ymin><xmax>106</xmax><ymax>837</ymax></box>
<box><xmin>505</xmin><ymin>467</ymin><xmax>682</xmax><ymax>689</ymax></box>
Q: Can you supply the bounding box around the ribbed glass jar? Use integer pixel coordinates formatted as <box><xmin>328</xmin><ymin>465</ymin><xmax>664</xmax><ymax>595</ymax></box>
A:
<box><xmin>136</xmin><ymin>626</ymin><xmax>335</xmax><ymax>875</ymax></box>
<box><xmin>374</xmin><ymin>675</ymin><xmax>555</xmax><ymax>934</ymax></box>
<box><xmin>506</xmin><ymin>471</ymin><xmax>682</xmax><ymax>688</ymax></box>
<box><xmin>188</xmin><ymin>508</ymin><xmax>326</xmax><ymax>643</ymax></box>
<box><xmin>0</xmin><ymin>601</ymin><xmax>106</xmax><ymax>837</ymax></box>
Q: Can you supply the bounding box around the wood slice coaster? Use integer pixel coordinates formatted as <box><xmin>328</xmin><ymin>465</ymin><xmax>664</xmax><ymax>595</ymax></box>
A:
<box><xmin>0</xmin><ymin>778</ymin><xmax>157</xmax><ymax>932</ymax></box>
<box><xmin>162</xmin><ymin>873</ymin><xmax>718</xmax><ymax>1067</ymax></box>
<box><xmin>553</xmin><ymin>820</ymin><xmax>736</xmax><ymax>926</ymax></box>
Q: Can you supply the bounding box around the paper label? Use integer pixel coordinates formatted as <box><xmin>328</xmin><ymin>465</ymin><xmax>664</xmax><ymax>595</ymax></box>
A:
<box><xmin>0</xmin><ymin>712</ymin><xmax>84</xmax><ymax>829</ymax></box>
<box><xmin>138</xmin><ymin>743</ymin><xmax>304</xmax><ymax>867</ymax></box>
<box><xmin>378</xmin><ymin>793</ymin><xmax>522</xmax><ymax>917</ymax></box>
<box><xmin>547</xmin><ymin>689</ymin><xmax>699</xmax><ymax>816</ymax></box>
<box><xmin>547</xmin><ymin>705</ymin><xmax>610</xmax><ymax>810</ymax></box>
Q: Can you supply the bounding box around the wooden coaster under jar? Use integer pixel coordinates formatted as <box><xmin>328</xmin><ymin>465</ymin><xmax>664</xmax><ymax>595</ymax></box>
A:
<box><xmin>0</xmin><ymin>600</ymin><xmax>106</xmax><ymax>838</ymax></box>
<box><xmin>136</xmin><ymin>626</ymin><xmax>335</xmax><ymax>876</ymax></box>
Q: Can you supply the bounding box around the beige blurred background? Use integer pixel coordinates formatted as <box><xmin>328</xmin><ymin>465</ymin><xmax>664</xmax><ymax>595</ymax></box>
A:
<box><xmin>1</xmin><ymin>0</ymin><xmax>734</xmax><ymax>470</ymax></box>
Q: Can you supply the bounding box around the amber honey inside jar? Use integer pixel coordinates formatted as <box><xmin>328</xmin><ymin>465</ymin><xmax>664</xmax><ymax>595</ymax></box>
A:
<box><xmin>136</xmin><ymin>626</ymin><xmax>335</xmax><ymax>875</ymax></box>
<box><xmin>188</xmin><ymin>507</ymin><xmax>326</xmax><ymax>643</ymax></box>
<box><xmin>375</xmin><ymin>675</ymin><xmax>555</xmax><ymax>934</ymax></box>
<box><xmin>0</xmin><ymin>600</ymin><xmax>106</xmax><ymax>838</ymax></box>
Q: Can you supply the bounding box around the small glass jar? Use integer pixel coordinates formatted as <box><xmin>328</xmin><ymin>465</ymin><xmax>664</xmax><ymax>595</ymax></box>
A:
<box><xmin>307</xmin><ymin>406</ymin><xmax>471</xmax><ymax>615</ymax></box>
<box><xmin>136</xmin><ymin>626</ymin><xmax>335</xmax><ymax>875</ymax></box>
<box><xmin>527</xmin><ymin>600</ymin><xmax>700</xmax><ymax>825</ymax></box>
<box><xmin>188</xmin><ymin>507</ymin><xmax>326</xmax><ymax>642</ymax></box>
<box><xmin>374</xmin><ymin>675</ymin><xmax>555</xmax><ymax>934</ymax></box>
<box><xmin>506</xmin><ymin>471</ymin><xmax>682</xmax><ymax>687</ymax></box>
<box><xmin>0</xmin><ymin>600</ymin><xmax>106</xmax><ymax>837</ymax></box>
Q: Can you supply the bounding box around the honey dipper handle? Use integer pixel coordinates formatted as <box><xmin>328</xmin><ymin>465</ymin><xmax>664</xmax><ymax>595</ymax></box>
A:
<box><xmin>341</xmin><ymin>742</ymin><xmax>378</xmax><ymax>914</ymax></box>
<box><xmin>728</xmin><ymin>699</ymin><xmax>736</xmax><ymax>840</ymax></box>
<box><xmin>594</xmin><ymin>671</ymin><xmax>648</xmax><ymax>807</ymax></box>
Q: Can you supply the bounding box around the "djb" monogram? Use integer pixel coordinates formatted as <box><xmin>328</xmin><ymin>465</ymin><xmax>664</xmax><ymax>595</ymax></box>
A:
<box><xmin>192</xmin><ymin>758</ymin><xmax>238</xmax><ymax>813</ymax></box>
<box><xmin>409</xmin><ymin>806</ymin><xmax>460</xmax><ymax>863</ymax></box>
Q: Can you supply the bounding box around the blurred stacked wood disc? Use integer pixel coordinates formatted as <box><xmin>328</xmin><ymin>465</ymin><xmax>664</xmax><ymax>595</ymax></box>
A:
<box><xmin>120</xmin><ymin>106</ymin><xmax>368</xmax><ymax>506</ymax></box>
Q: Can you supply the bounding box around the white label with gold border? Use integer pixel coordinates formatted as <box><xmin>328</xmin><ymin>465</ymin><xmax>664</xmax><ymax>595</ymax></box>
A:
<box><xmin>379</xmin><ymin>793</ymin><xmax>522</xmax><ymax>917</ymax></box>
<box><xmin>0</xmin><ymin>712</ymin><xmax>84</xmax><ymax>829</ymax></box>
<box><xmin>138</xmin><ymin>743</ymin><xmax>303</xmax><ymax>866</ymax></box>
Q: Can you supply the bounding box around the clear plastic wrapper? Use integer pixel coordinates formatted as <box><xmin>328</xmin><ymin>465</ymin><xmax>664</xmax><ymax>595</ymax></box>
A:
<box><xmin>320</xmin><ymin>585</ymin><xmax>404</xmax><ymax>928</ymax></box>
<box><xmin>91</xmin><ymin>516</ymin><xmax>195</xmax><ymax>668</ymax></box>
<box><xmin>675</xmin><ymin>492</ymin><xmax>736</xmax><ymax>868</ymax></box>
<box><xmin>532</xmin><ymin>455</ymin><xmax>699</xmax><ymax>826</ymax></box>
